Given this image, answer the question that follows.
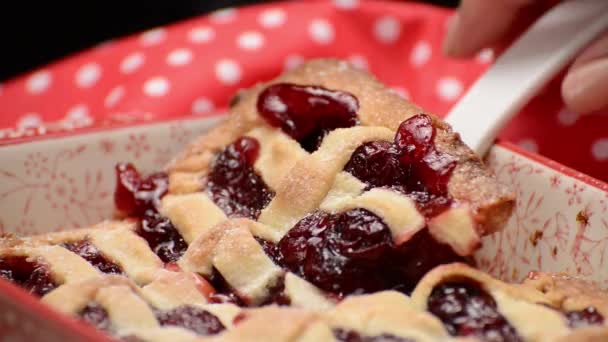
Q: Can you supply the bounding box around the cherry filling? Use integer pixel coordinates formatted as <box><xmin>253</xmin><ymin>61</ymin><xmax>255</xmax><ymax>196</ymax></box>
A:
<box><xmin>0</xmin><ymin>256</ymin><xmax>57</xmax><ymax>296</ymax></box>
<box><xmin>565</xmin><ymin>306</ymin><xmax>604</xmax><ymax>329</ymax></box>
<box><xmin>390</xmin><ymin>230</ymin><xmax>465</xmax><ymax>294</ymax></box>
<box><xmin>260</xmin><ymin>275</ymin><xmax>291</xmax><ymax>306</ymax></box>
<box><xmin>257</xmin><ymin>83</ymin><xmax>359</xmax><ymax>152</ymax></box>
<box><xmin>344</xmin><ymin>114</ymin><xmax>456</xmax><ymax>218</ymax></box>
<box><xmin>136</xmin><ymin>210</ymin><xmax>188</xmax><ymax>263</ymax></box>
<box><xmin>155</xmin><ymin>305</ymin><xmax>225</xmax><ymax>336</ymax></box>
<box><xmin>79</xmin><ymin>302</ymin><xmax>112</xmax><ymax>333</ymax></box>
<box><xmin>206</xmin><ymin>268</ymin><xmax>245</xmax><ymax>306</ymax></box>
<box><xmin>277</xmin><ymin>209</ymin><xmax>392</xmax><ymax>295</ymax></box>
<box><xmin>62</xmin><ymin>240</ymin><xmax>123</xmax><ymax>275</ymax></box>
<box><xmin>114</xmin><ymin>163</ymin><xmax>187</xmax><ymax>263</ymax></box>
<box><xmin>333</xmin><ymin>329</ymin><xmax>413</xmax><ymax>342</ymax></box>
<box><xmin>204</xmin><ymin>267</ymin><xmax>289</xmax><ymax>306</ymax></box>
<box><xmin>269</xmin><ymin>209</ymin><xmax>461</xmax><ymax>296</ymax></box>
<box><xmin>114</xmin><ymin>163</ymin><xmax>168</xmax><ymax>217</ymax></box>
<box><xmin>207</xmin><ymin>137</ymin><xmax>274</xmax><ymax>219</ymax></box>
<box><xmin>427</xmin><ymin>281</ymin><xmax>522</xmax><ymax>342</ymax></box>
<box><xmin>256</xmin><ymin>237</ymin><xmax>283</xmax><ymax>265</ymax></box>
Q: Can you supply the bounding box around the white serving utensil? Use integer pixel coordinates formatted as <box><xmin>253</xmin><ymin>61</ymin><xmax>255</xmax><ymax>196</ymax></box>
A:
<box><xmin>445</xmin><ymin>0</ymin><xmax>608</xmax><ymax>156</ymax></box>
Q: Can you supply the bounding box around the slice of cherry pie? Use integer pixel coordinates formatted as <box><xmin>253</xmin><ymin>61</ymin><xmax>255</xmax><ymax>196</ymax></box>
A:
<box><xmin>160</xmin><ymin>59</ymin><xmax>515</xmax><ymax>297</ymax></box>
<box><xmin>2</xmin><ymin>59</ymin><xmax>605</xmax><ymax>341</ymax></box>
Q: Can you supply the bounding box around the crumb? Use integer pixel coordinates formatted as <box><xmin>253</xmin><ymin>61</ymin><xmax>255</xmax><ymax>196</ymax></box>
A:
<box><xmin>576</xmin><ymin>210</ymin><xmax>589</xmax><ymax>226</ymax></box>
<box><xmin>529</xmin><ymin>230</ymin><xmax>543</xmax><ymax>247</ymax></box>
<box><xmin>512</xmin><ymin>268</ymin><xmax>519</xmax><ymax>281</ymax></box>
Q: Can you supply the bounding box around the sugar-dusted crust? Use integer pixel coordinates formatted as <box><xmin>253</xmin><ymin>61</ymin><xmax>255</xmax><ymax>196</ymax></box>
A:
<box><xmin>178</xmin><ymin>218</ymin><xmax>284</xmax><ymax>305</ymax></box>
<box><xmin>1</xmin><ymin>220</ymin><xmax>164</xmax><ymax>285</ymax></box>
<box><xmin>33</xmin><ymin>265</ymin><xmax>608</xmax><ymax>342</ymax></box>
<box><xmin>168</xmin><ymin>58</ymin><xmax>514</xmax><ymax>236</ymax></box>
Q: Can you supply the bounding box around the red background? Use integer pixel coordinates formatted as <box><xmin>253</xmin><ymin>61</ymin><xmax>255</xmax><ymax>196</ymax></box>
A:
<box><xmin>0</xmin><ymin>0</ymin><xmax>605</xmax><ymax>181</ymax></box>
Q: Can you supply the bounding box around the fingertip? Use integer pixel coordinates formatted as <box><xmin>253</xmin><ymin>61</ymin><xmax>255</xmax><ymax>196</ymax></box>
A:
<box><xmin>562</xmin><ymin>59</ymin><xmax>608</xmax><ymax>115</ymax></box>
<box><xmin>562</xmin><ymin>73</ymin><xmax>583</xmax><ymax>114</ymax></box>
<box><xmin>442</xmin><ymin>13</ymin><xmax>480</xmax><ymax>58</ymax></box>
<box><xmin>443</xmin><ymin>14</ymin><xmax>461</xmax><ymax>56</ymax></box>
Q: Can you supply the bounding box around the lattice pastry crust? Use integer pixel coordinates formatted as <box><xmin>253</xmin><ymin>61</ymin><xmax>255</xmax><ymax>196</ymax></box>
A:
<box><xmin>6</xmin><ymin>255</ymin><xmax>607</xmax><ymax>342</ymax></box>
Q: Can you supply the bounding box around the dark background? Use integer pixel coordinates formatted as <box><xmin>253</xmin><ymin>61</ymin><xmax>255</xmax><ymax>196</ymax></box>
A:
<box><xmin>1</xmin><ymin>1</ymin><xmax>457</xmax><ymax>81</ymax></box>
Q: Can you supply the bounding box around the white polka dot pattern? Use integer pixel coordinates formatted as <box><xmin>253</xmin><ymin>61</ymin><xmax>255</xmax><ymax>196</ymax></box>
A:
<box><xmin>143</xmin><ymin>77</ymin><xmax>170</xmax><ymax>97</ymax></box>
<box><xmin>284</xmin><ymin>55</ymin><xmax>305</xmax><ymax>71</ymax></box>
<box><xmin>210</xmin><ymin>8</ymin><xmax>237</xmax><ymax>23</ymax></box>
<box><xmin>374</xmin><ymin>16</ymin><xmax>401</xmax><ymax>43</ymax></box>
<box><xmin>436</xmin><ymin>77</ymin><xmax>462</xmax><ymax>101</ymax></box>
<box><xmin>26</xmin><ymin>71</ymin><xmax>52</xmax><ymax>95</ymax></box>
<box><xmin>167</xmin><ymin>48</ymin><xmax>193</xmax><ymax>66</ymax></box>
<box><xmin>237</xmin><ymin>31</ymin><xmax>265</xmax><ymax>51</ymax></box>
<box><xmin>75</xmin><ymin>63</ymin><xmax>101</xmax><ymax>88</ymax></box>
<box><xmin>309</xmin><ymin>19</ymin><xmax>335</xmax><ymax>45</ymax></box>
<box><xmin>192</xmin><ymin>98</ymin><xmax>215</xmax><ymax>114</ymax></box>
<box><xmin>348</xmin><ymin>55</ymin><xmax>368</xmax><ymax>70</ymax></box>
<box><xmin>189</xmin><ymin>26</ymin><xmax>215</xmax><ymax>44</ymax></box>
<box><xmin>121</xmin><ymin>52</ymin><xmax>145</xmax><ymax>74</ymax></box>
<box><xmin>17</xmin><ymin>113</ymin><xmax>42</xmax><ymax>129</ymax></box>
<box><xmin>592</xmin><ymin>138</ymin><xmax>608</xmax><ymax>161</ymax></box>
<box><xmin>333</xmin><ymin>0</ymin><xmax>359</xmax><ymax>9</ymax></box>
<box><xmin>557</xmin><ymin>108</ymin><xmax>580</xmax><ymax>126</ymax></box>
<box><xmin>410</xmin><ymin>41</ymin><xmax>431</xmax><ymax>67</ymax></box>
<box><xmin>259</xmin><ymin>8</ymin><xmax>287</xmax><ymax>28</ymax></box>
<box><xmin>215</xmin><ymin>59</ymin><xmax>242</xmax><ymax>85</ymax></box>
<box><xmin>105</xmin><ymin>86</ymin><xmax>125</xmax><ymax>108</ymax></box>
<box><xmin>140</xmin><ymin>28</ymin><xmax>166</xmax><ymax>46</ymax></box>
<box><xmin>65</xmin><ymin>104</ymin><xmax>92</xmax><ymax>127</ymax></box>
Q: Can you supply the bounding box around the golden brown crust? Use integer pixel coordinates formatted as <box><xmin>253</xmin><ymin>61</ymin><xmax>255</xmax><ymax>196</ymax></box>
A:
<box><xmin>2</xmin><ymin>220</ymin><xmax>136</xmax><ymax>248</ymax></box>
<box><xmin>41</xmin><ymin>275</ymin><xmax>135</xmax><ymax>314</ymax></box>
<box><xmin>412</xmin><ymin>263</ymin><xmax>608</xmax><ymax>342</ymax></box>
<box><xmin>411</xmin><ymin>263</ymin><xmax>552</xmax><ymax>309</ymax></box>
<box><xmin>434</xmin><ymin>122</ymin><xmax>514</xmax><ymax>235</ymax></box>
<box><xmin>524</xmin><ymin>271</ymin><xmax>608</xmax><ymax>316</ymax></box>
<box><xmin>0</xmin><ymin>220</ymin><xmax>163</xmax><ymax>286</ymax></box>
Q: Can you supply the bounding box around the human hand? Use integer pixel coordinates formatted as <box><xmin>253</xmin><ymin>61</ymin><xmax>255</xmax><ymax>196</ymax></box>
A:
<box><xmin>443</xmin><ymin>0</ymin><xmax>608</xmax><ymax>115</ymax></box>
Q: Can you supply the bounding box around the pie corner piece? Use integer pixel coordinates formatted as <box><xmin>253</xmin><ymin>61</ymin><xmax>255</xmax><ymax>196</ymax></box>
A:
<box><xmin>169</xmin><ymin>57</ymin><xmax>515</xmax><ymax>247</ymax></box>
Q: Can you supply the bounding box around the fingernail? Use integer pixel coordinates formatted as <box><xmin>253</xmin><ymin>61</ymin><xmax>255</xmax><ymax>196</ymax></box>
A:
<box><xmin>443</xmin><ymin>14</ymin><xmax>461</xmax><ymax>56</ymax></box>
<box><xmin>562</xmin><ymin>58</ymin><xmax>608</xmax><ymax>114</ymax></box>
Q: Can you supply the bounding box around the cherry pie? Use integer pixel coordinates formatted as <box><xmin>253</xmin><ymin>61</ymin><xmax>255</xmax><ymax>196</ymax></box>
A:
<box><xmin>1</xmin><ymin>59</ymin><xmax>605</xmax><ymax>341</ymax></box>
